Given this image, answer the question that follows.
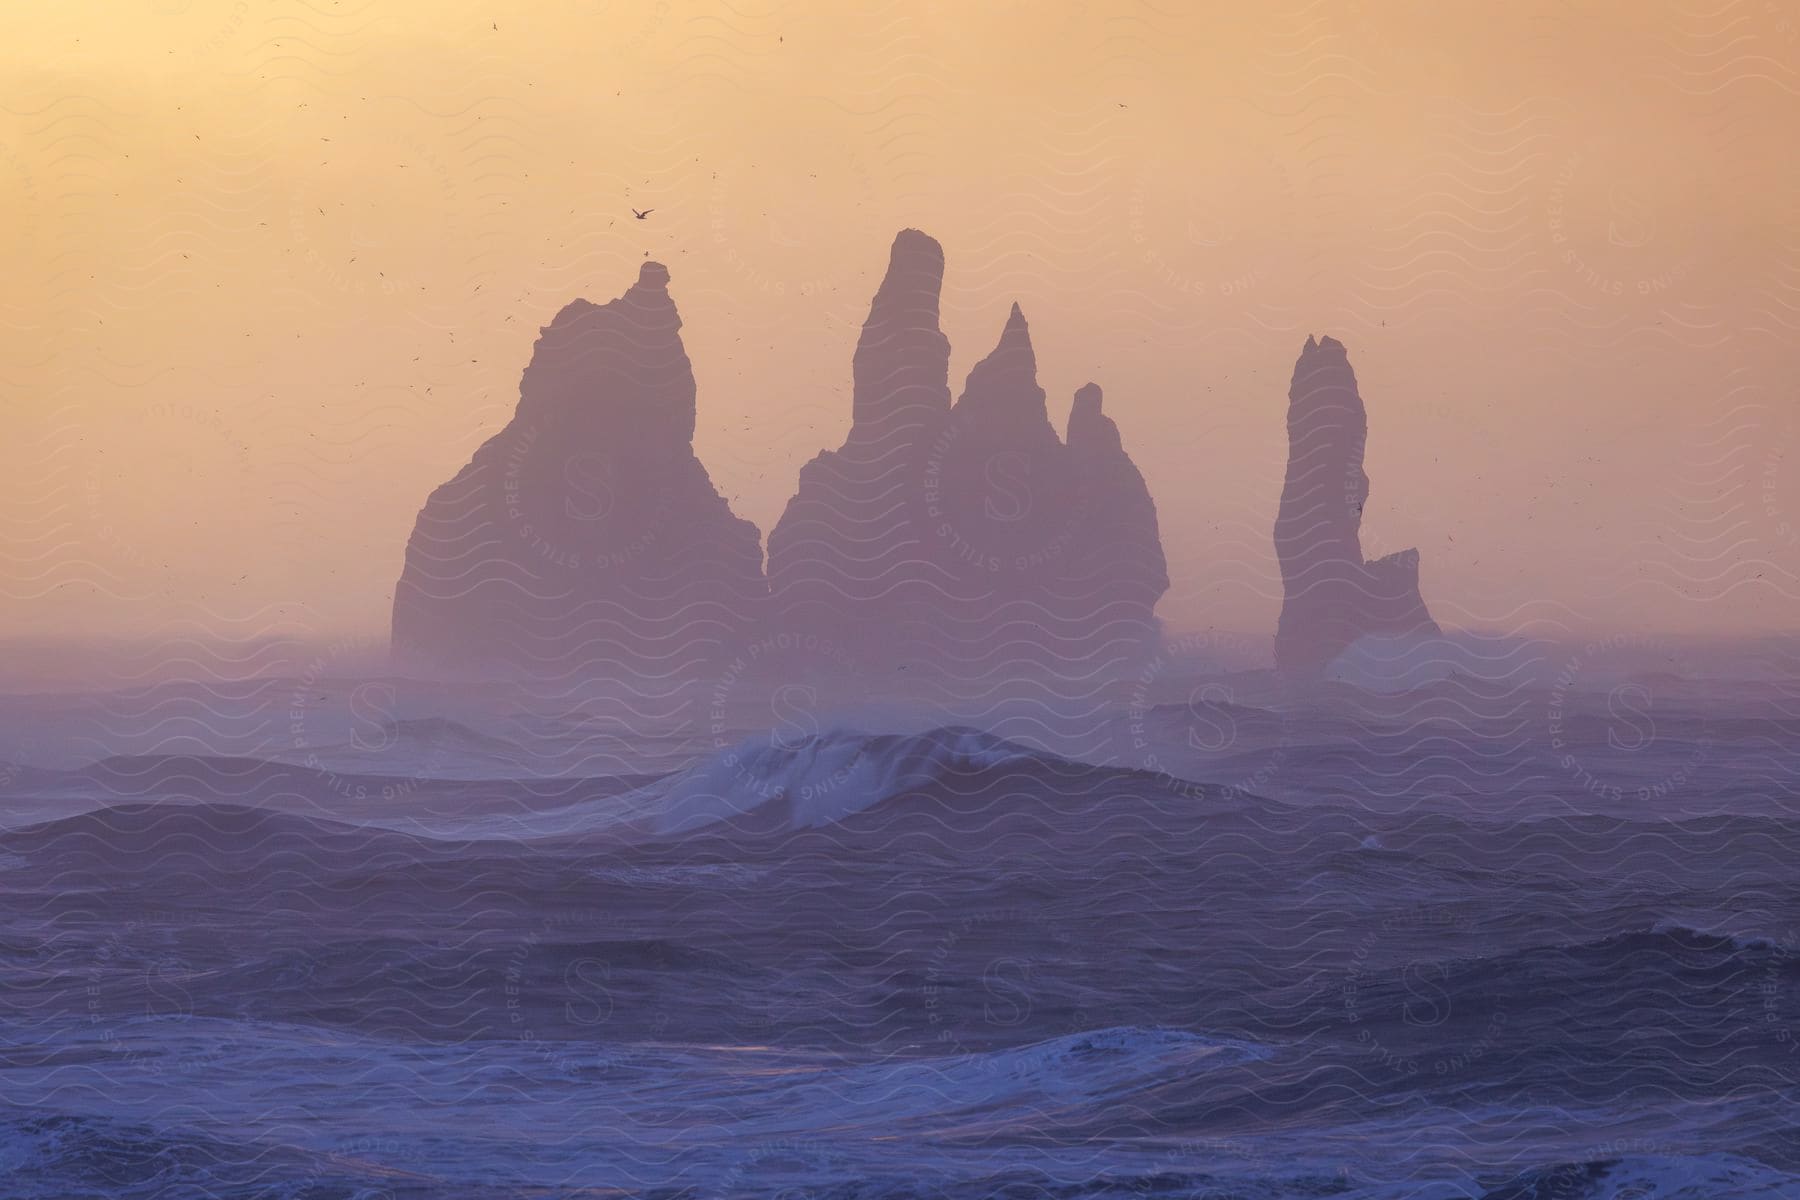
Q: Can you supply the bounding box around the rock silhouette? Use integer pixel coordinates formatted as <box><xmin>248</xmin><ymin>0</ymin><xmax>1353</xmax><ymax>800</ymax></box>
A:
<box><xmin>392</xmin><ymin>233</ymin><xmax>1170</xmax><ymax>692</ymax></box>
<box><xmin>1062</xmin><ymin>382</ymin><xmax>1169</xmax><ymax>626</ymax></box>
<box><xmin>760</xmin><ymin>229</ymin><xmax>951</xmax><ymax>673</ymax></box>
<box><xmin>391</xmin><ymin>262</ymin><xmax>766</xmax><ymax>680</ymax></box>
<box><xmin>766</xmin><ymin>229</ymin><xmax>1168</xmax><ymax>686</ymax></box>
<box><xmin>1274</xmin><ymin>334</ymin><xmax>1438</xmax><ymax>672</ymax></box>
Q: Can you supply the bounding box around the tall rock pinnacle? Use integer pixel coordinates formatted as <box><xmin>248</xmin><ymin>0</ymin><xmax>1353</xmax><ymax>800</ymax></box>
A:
<box><xmin>1273</xmin><ymin>335</ymin><xmax>1439</xmax><ymax>672</ymax></box>
<box><xmin>850</xmin><ymin>227</ymin><xmax>950</xmax><ymax>434</ymax></box>
<box><xmin>1062</xmin><ymin>383</ymin><xmax>1169</xmax><ymax>616</ymax></box>
<box><xmin>957</xmin><ymin>303</ymin><xmax>1050</xmax><ymax>430</ymax></box>
<box><xmin>766</xmin><ymin>230</ymin><xmax>1169</xmax><ymax>690</ymax></box>
<box><xmin>762</xmin><ymin>230</ymin><xmax>953</xmax><ymax>659</ymax></box>
<box><xmin>392</xmin><ymin>230</ymin><xmax>1169</xmax><ymax>699</ymax></box>
<box><xmin>390</xmin><ymin>262</ymin><xmax>766</xmax><ymax>680</ymax></box>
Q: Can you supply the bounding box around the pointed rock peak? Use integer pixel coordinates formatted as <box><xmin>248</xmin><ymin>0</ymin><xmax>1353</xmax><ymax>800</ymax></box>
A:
<box><xmin>1275</xmin><ymin>329</ymin><xmax>1436</xmax><ymax>672</ymax></box>
<box><xmin>958</xmin><ymin>301</ymin><xmax>1045</xmax><ymax>421</ymax></box>
<box><xmin>1298</xmin><ymin>333</ymin><xmax>1349</xmax><ymax>361</ymax></box>
<box><xmin>635</xmin><ymin>261</ymin><xmax>671</xmax><ymax>291</ymax></box>
<box><xmin>848</xmin><ymin>229</ymin><xmax>952</xmax><ymax>431</ymax></box>
<box><xmin>621</xmin><ymin>262</ymin><xmax>678</xmax><ymax>321</ymax></box>
<box><xmin>1072</xmin><ymin>382</ymin><xmax>1103</xmax><ymax>422</ymax></box>
<box><xmin>866</xmin><ymin>230</ymin><xmax>945</xmax><ymax>318</ymax></box>
<box><xmin>390</xmin><ymin>254</ymin><xmax>765</xmax><ymax>679</ymax></box>
<box><xmin>1291</xmin><ymin>333</ymin><xmax>1358</xmax><ymax>399</ymax></box>
<box><xmin>972</xmin><ymin>302</ymin><xmax>1037</xmax><ymax>375</ymax></box>
<box><xmin>972</xmin><ymin>301</ymin><xmax>1036</xmax><ymax>374</ymax></box>
<box><xmin>518</xmin><ymin>260</ymin><xmax>694</xmax><ymax>442</ymax></box>
<box><xmin>890</xmin><ymin>228</ymin><xmax>944</xmax><ymax>267</ymax></box>
<box><xmin>1066</xmin><ymin>382</ymin><xmax>1123</xmax><ymax>454</ymax></box>
<box><xmin>870</xmin><ymin>229</ymin><xmax>945</xmax><ymax>312</ymax></box>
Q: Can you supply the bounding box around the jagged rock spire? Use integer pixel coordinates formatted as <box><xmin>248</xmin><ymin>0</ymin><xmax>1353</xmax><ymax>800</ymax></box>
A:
<box><xmin>391</xmin><ymin>261</ymin><xmax>765</xmax><ymax>679</ymax></box>
<box><xmin>1274</xmin><ymin>334</ymin><xmax>1438</xmax><ymax>672</ymax></box>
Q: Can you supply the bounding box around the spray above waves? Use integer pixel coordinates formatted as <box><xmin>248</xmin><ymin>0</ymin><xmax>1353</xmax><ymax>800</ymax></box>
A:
<box><xmin>340</xmin><ymin>724</ymin><xmax>1103</xmax><ymax>841</ymax></box>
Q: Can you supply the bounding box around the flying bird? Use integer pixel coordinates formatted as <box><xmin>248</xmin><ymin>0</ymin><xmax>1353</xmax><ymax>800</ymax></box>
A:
<box><xmin>632</xmin><ymin>207</ymin><xmax>653</xmax><ymax>220</ymax></box>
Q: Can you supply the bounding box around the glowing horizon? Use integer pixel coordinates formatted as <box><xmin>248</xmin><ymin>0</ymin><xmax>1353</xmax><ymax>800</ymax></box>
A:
<box><xmin>3</xmin><ymin>0</ymin><xmax>1796</xmax><ymax>651</ymax></box>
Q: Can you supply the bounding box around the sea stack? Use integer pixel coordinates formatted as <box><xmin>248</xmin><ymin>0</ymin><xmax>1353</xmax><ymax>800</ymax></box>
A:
<box><xmin>765</xmin><ymin>229</ymin><xmax>1167</xmax><ymax>684</ymax></box>
<box><xmin>1273</xmin><ymin>335</ymin><xmax>1438</xmax><ymax>672</ymax></box>
<box><xmin>1060</xmin><ymin>382</ymin><xmax>1170</xmax><ymax>630</ymax></box>
<box><xmin>761</xmin><ymin>229</ymin><xmax>951</xmax><ymax>663</ymax></box>
<box><xmin>391</xmin><ymin>262</ymin><xmax>766</xmax><ymax>680</ymax></box>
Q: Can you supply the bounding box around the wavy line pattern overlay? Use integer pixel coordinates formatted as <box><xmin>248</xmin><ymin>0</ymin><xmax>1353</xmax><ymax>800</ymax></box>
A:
<box><xmin>1</xmin><ymin>3</ymin><xmax>1797</xmax><ymax>1198</ymax></box>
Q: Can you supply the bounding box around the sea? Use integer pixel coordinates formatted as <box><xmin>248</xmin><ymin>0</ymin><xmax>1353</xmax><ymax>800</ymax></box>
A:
<box><xmin>0</xmin><ymin>633</ymin><xmax>1796</xmax><ymax>1198</ymax></box>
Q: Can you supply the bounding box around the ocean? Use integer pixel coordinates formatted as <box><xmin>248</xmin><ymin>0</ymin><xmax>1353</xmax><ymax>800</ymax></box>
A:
<box><xmin>0</xmin><ymin>641</ymin><xmax>1796</xmax><ymax>1198</ymax></box>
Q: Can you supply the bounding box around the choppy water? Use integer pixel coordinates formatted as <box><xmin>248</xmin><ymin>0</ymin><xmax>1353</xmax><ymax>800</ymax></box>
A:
<box><xmin>1</xmin><ymin>652</ymin><xmax>1797</xmax><ymax>1198</ymax></box>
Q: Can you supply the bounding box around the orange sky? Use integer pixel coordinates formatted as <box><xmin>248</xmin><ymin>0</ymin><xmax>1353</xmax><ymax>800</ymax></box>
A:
<box><xmin>2</xmin><ymin>0</ymin><xmax>1796</xmax><ymax>650</ymax></box>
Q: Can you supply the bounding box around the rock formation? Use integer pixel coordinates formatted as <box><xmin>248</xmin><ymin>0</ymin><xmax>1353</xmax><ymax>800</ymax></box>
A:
<box><xmin>760</xmin><ymin>229</ymin><xmax>951</xmax><ymax>665</ymax></box>
<box><xmin>1061</xmin><ymin>382</ymin><xmax>1170</xmax><ymax>624</ymax></box>
<box><xmin>391</xmin><ymin>262</ymin><xmax>766</xmax><ymax>680</ymax></box>
<box><xmin>765</xmin><ymin>229</ymin><xmax>1168</xmax><ymax>685</ymax></box>
<box><xmin>391</xmin><ymin>233</ymin><xmax>1168</xmax><ymax>694</ymax></box>
<box><xmin>1273</xmin><ymin>334</ymin><xmax>1438</xmax><ymax>672</ymax></box>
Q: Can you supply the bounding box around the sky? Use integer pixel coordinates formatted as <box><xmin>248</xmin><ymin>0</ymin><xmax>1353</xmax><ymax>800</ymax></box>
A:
<box><xmin>1</xmin><ymin>0</ymin><xmax>1796</xmax><ymax>654</ymax></box>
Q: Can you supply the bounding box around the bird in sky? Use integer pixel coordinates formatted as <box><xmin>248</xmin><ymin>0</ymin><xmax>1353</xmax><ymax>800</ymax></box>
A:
<box><xmin>632</xmin><ymin>207</ymin><xmax>653</xmax><ymax>220</ymax></box>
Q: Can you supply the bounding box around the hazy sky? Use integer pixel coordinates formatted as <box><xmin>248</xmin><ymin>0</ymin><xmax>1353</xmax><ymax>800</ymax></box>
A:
<box><xmin>2</xmin><ymin>0</ymin><xmax>1796</xmax><ymax>650</ymax></box>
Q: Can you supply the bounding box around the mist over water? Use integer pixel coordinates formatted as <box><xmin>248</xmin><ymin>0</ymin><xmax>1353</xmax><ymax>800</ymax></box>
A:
<box><xmin>5</xmin><ymin>3</ymin><xmax>1800</xmax><ymax>1196</ymax></box>
<box><xmin>1</xmin><ymin>268</ymin><xmax>1795</xmax><ymax>1194</ymax></box>
<box><xmin>0</xmin><ymin>631</ymin><xmax>1796</xmax><ymax>1198</ymax></box>
<box><xmin>4</xmin><ymin>235</ymin><xmax>1796</xmax><ymax>1200</ymax></box>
